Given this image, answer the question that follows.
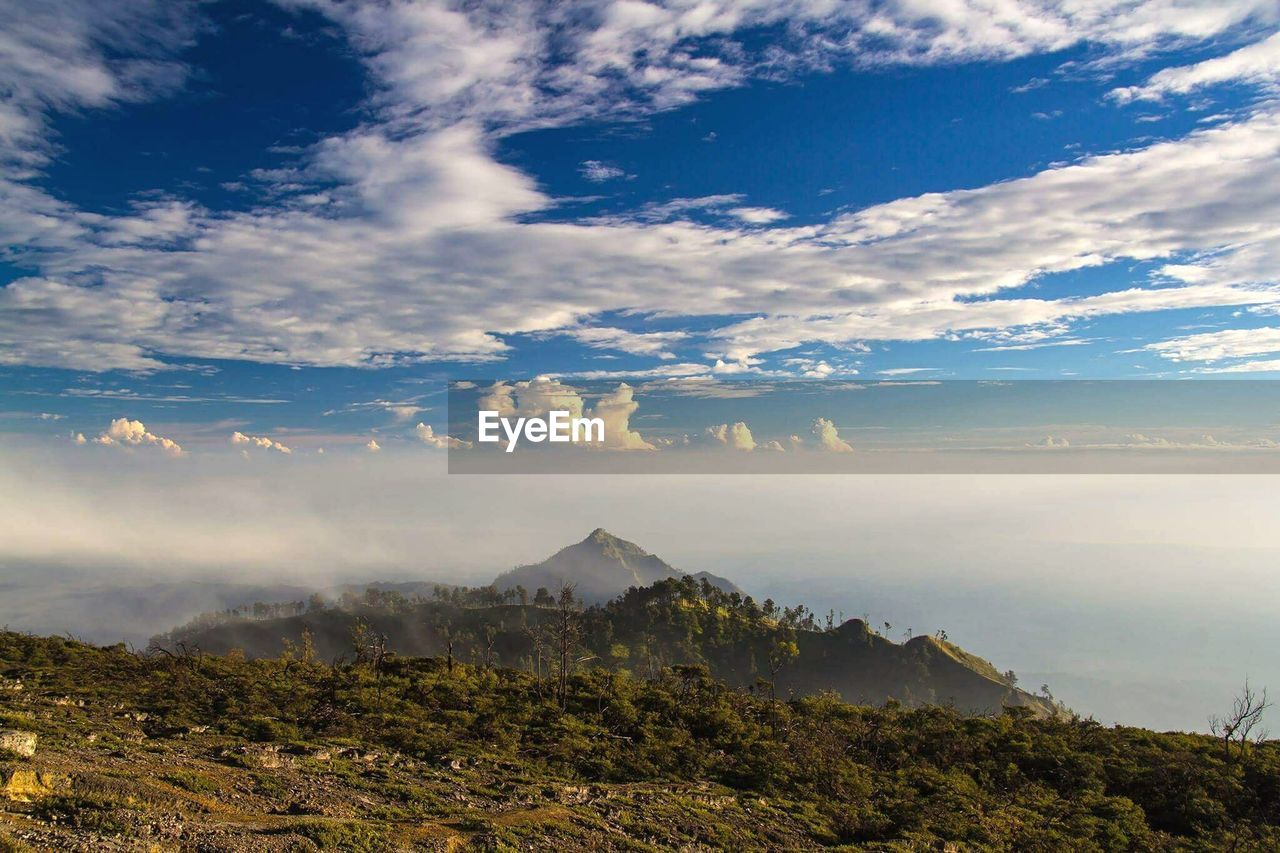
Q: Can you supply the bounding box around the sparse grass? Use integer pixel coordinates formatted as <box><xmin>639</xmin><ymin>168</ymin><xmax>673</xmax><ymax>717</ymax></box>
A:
<box><xmin>280</xmin><ymin>819</ymin><xmax>389</xmax><ymax>851</ymax></box>
<box><xmin>0</xmin><ymin>831</ymin><xmax>34</xmax><ymax>853</ymax></box>
<box><xmin>160</xmin><ymin>769</ymin><xmax>222</xmax><ymax>795</ymax></box>
<box><xmin>31</xmin><ymin>794</ymin><xmax>131</xmax><ymax>835</ymax></box>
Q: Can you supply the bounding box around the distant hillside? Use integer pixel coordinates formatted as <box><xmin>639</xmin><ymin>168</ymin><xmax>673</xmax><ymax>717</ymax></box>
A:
<box><xmin>160</xmin><ymin>576</ymin><xmax>1054</xmax><ymax>716</ymax></box>
<box><xmin>492</xmin><ymin>528</ymin><xmax>740</xmax><ymax>603</ymax></box>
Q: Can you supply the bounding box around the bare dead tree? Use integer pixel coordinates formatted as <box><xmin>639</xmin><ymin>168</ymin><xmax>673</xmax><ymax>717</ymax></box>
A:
<box><xmin>766</xmin><ymin>630</ymin><xmax>799</xmax><ymax>701</ymax></box>
<box><xmin>444</xmin><ymin>627</ymin><xmax>455</xmax><ymax>674</ymax></box>
<box><xmin>482</xmin><ymin>625</ymin><xmax>498</xmax><ymax>671</ymax></box>
<box><xmin>523</xmin><ymin>625</ymin><xmax>545</xmax><ymax>680</ymax></box>
<box><xmin>1210</xmin><ymin>680</ymin><xmax>1271</xmax><ymax>763</ymax></box>
<box><xmin>551</xmin><ymin>583</ymin><xmax>582</xmax><ymax>710</ymax></box>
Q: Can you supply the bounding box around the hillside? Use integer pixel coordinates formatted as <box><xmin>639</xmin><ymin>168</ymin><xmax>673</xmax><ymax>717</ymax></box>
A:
<box><xmin>3</xmin><ymin>631</ymin><xmax>1279</xmax><ymax>850</ymax></box>
<box><xmin>492</xmin><ymin>529</ymin><xmax>740</xmax><ymax>603</ymax></box>
<box><xmin>160</xmin><ymin>572</ymin><xmax>1053</xmax><ymax>716</ymax></box>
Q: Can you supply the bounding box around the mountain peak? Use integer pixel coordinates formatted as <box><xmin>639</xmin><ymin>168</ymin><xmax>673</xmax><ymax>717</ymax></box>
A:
<box><xmin>493</xmin><ymin>530</ymin><xmax>738</xmax><ymax>603</ymax></box>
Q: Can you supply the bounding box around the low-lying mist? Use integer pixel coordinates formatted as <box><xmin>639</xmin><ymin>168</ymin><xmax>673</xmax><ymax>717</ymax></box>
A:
<box><xmin>2</xmin><ymin>440</ymin><xmax>1277</xmax><ymax>732</ymax></box>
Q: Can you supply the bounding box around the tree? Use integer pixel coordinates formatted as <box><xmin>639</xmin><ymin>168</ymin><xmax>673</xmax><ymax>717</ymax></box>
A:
<box><xmin>1210</xmin><ymin>679</ymin><xmax>1271</xmax><ymax>763</ymax></box>
<box><xmin>534</xmin><ymin>586</ymin><xmax>554</xmax><ymax>607</ymax></box>
<box><xmin>551</xmin><ymin>583</ymin><xmax>582</xmax><ymax>709</ymax></box>
<box><xmin>766</xmin><ymin>629</ymin><xmax>799</xmax><ymax>700</ymax></box>
<box><xmin>481</xmin><ymin>625</ymin><xmax>498</xmax><ymax>670</ymax></box>
<box><xmin>299</xmin><ymin>627</ymin><xmax>316</xmax><ymax>664</ymax></box>
<box><xmin>523</xmin><ymin>624</ymin><xmax>546</xmax><ymax>681</ymax></box>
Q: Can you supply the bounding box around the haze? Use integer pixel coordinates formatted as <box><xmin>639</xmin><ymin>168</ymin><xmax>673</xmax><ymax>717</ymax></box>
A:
<box><xmin>2</xmin><ymin>440</ymin><xmax>1276</xmax><ymax>733</ymax></box>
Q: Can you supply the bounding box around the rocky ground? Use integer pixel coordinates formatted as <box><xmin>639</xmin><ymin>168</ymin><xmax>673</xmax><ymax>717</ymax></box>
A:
<box><xmin>1</xmin><ymin>680</ymin><xmax>824</xmax><ymax>851</ymax></box>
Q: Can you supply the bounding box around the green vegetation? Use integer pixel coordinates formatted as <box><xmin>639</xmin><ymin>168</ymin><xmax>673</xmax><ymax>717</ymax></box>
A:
<box><xmin>159</xmin><ymin>575</ymin><xmax>1053</xmax><ymax>715</ymax></box>
<box><xmin>2</xmin><ymin>626</ymin><xmax>1279</xmax><ymax>850</ymax></box>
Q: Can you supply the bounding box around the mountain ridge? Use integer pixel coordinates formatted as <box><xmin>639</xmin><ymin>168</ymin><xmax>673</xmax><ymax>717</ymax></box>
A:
<box><xmin>492</xmin><ymin>528</ymin><xmax>741</xmax><ymax>603</ymax></box>
<box><xmin>157</xmin><ymin>529</ymin><xmax>1055</xmax><ymax>717</ymax></box>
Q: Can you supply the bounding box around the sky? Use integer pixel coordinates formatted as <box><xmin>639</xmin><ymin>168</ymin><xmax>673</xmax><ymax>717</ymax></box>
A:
<box><xmin>3</xmin><ymin>1</ymin><xmax>1280</xmax><ymax>730</ymax></box>
<box><xmin>2</xmin><ymin>0</ymin><xmax>1280</xmax><ymax>450</ymax></box>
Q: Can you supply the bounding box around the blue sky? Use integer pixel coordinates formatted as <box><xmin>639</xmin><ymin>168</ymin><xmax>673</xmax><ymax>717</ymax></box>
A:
<box><xmin>4</xmin><ymin>0</ymin><xmax>1280</xmax><ymax>454</ymax></box>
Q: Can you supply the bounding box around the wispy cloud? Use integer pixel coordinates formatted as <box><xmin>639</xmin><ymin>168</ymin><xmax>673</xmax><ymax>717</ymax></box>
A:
<box><xmin>1110</xmin><ymin>31</ymin><xmax>1280</xmax><ymax>104</ymax></box>
<box><xmin>579</xmin><ymin>160</ymin><xmax>629</xmax><ymax>182</ymax></box>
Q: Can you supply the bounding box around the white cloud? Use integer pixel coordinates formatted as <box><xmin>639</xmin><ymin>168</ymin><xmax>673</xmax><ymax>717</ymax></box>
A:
<box><xmin>706</xmin><ymin>421</ymin><xmax>756</xmax><ymax>451</ymax></box>
<box><xmin>91</xmin><ymin>417</ymin><xmax>182</xmax><ymax>456</ymax></box>
<box><xmin>1194</xmin><ymin>358</ymin><xmax>1280</xmax><ymax>373</ymax></box>
<box><xmin>365</xmin><ymin>439</ymin><xmax>381</xmax><ymax>452</ymax></box>
<box><xmin>414</xmin><ymin>422</ymin><xmax>472</xmax><ymax>449</ymax></box>
<box><xmin>231</xmin><ymin>431</ymin><xmax>292</xmax><ymax>454</ymax></box>
<box><xmin>386</xmin><ymin>405</ymin><xmax>423</xmax><ymax>422</ymax></box>
<box><xmin>579</xmin><ymin>160</ymin><xmax>628</xmax><ymax>182</ymax></box>
<box><xmin>711</xmin><ymin>357</ymin><xmax>763</xmax><ymax>375</ymax></box>
<box><xmin>1111</xmin><ymin>31</ymin><xmax>1280</xmax><ymax>103</ymax></box>
<box><xmin>563</xmin><ymin>326</ymin><xmax>687</xmax><ymax>359</ymax></box>
<box><xmin>975</xmin><ymin>338</ymin><xmax>1090</xmax><ymax>352</ymax></box>
<box><xmin>782</xmin><ymin>358</ymin><xmax>842</xmax><ymax>378</ymax></box>
<box><xmin>1144</xmin><ymin>326</ymin><xmax>1280</xmax><ymax>362</ymax></box>
<box><xmin>473</xmin><ymin>378</ymin><xmax>652</xmax><ymax>449</ymax></box>
<box><xmin>479</xmin><ymin>378</ymin><xmax>586</xmax><ymax>420</ymax></box>
<box><xmin>728</xmin><ymin>206</ymin><xmax>788</xmax><ymax>224</ymax></box>
<box><xmin>812</xmin><ymin>417</ymin><xmax>854</xmax><ymax>453</ymax></box>
<box><xmin>571</xmin><ymin>362</ymin><xmax>711</xmax><ymax>380</ymax></box>
<box><xmin>591</xmin><ymin>383</ymin><xmax>654</xmax><ymax>450</ymax></box>
<box><xmin>0</xmin><ymin>0</ymin><xmax>195</xmax><ymax>174</ymax></box>
<box><xmin>284</xmin><ymin>0</ymin><xmax>1279</xmax><ymax>137</ymax></box>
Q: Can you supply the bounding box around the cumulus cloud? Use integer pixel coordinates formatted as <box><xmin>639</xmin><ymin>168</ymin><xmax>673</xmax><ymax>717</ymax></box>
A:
<box><xmin>91</xmin><ymin>418</ymin><xmax>182</xmax><ymax>456</ymax></box>
<box><xmin>479</xmin><ymin>378</ymin><xmax>586</xmax><ymax>420</ymax></box>
<box><xmin>231</xmin><ymin>431</ymin><xmax>292</xmax><ymax>454</ymax></box>
<box><xmin>782</xmin><ymin>358</ymin><xmax>843</xmax><ymax>378</ymax></box>
<box><xmin>812</xmin><ymin>417</ymin><xmax>854</xmax><ymax>453</ymax></box>
<box><xmin>706</xmin><ymin>422</ymin><xmax>756</xmax><ymax>451</ymax></box>
<box><xmin>365</xmin><ymin>439</ymin><xmax>381</xmax><ymax>452</ymax></box>
<box><xmin>589</xmin><ymin>383</ymin><xmax>654</xmax><ymax>450</ymax></box>
<box><xmin>415</xmin><ymin>422</ymin><xmax>472</xmax><ymax>449</ymax></box>
<box><xmin>474</xmin><ymin>378</ymin><xmax>652</xmax><ymax>450</ymax></box>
